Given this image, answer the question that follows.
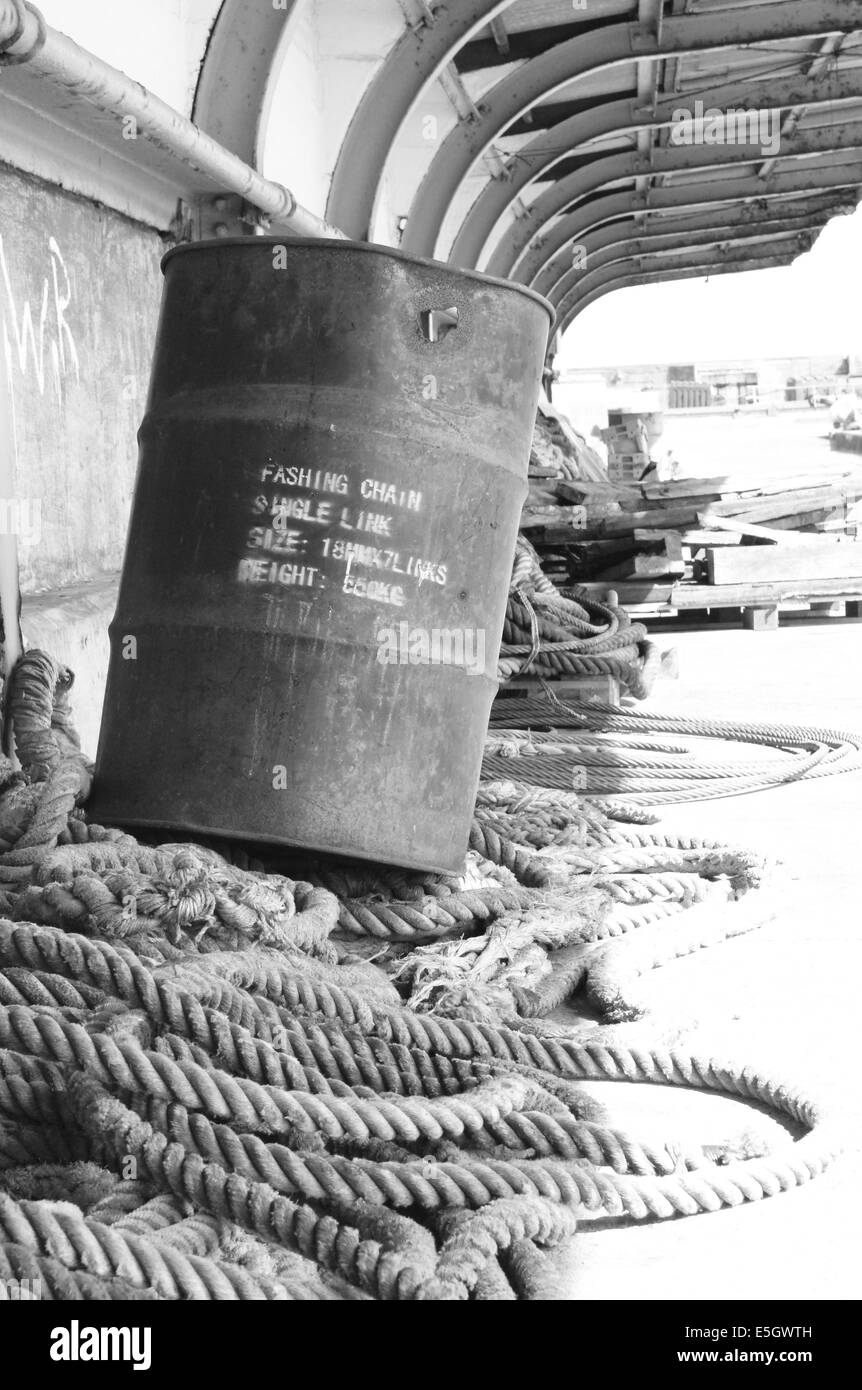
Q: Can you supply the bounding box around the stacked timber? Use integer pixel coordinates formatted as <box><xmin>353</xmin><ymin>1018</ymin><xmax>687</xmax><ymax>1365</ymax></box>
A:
<box><xmin>506</xmin><ymin>408</ymin><xmax>677</xmax><ymax>702</ymax></box>
<box><xmin>537</xmin><ymin>463</ymin><xmax>862</xmax><ymax>624</ymax></box>
<box><xmin>522</xmin><ymin>405</ymin><xmax>614</xmax><ymax>582</ymax></box>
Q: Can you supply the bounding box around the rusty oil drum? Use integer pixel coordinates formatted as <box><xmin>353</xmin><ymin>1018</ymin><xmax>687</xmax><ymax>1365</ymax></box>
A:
<box><xmin>90</xmin><ymin>239</ymin><xmax>553</xmax><ymax>872</ymax></box>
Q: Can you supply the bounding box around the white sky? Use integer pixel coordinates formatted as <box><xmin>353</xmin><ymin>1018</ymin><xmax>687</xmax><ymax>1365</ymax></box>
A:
<box><xmin>558</xmin><ymin>203</ymin><xmax>862</xmax><ymax>368</ymax></box>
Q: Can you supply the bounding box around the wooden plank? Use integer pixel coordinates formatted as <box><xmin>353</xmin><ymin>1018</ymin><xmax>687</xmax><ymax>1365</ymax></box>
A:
<box><xmin>642</xmin><ymin>470</ymin><xmax>859</xmax><ymax>501</ymax></box>
<box><xmin>594</xmin><ymin>551</ymin><xmax>686</xmax><ymax>581</ymax></box>
<box><xmin>596</xmin><ymin>506</ymin><xmax>700</xmax><ymax>535</ymax></box>
<box><xmin>717</xmin><ymin>471</ymin><xmax>859</xmax><ymax>499</ymax></box>
<box><xmin>704</xmin><ymin>489</ymin><xmax>843</xmax><ymax>520</ymax></box>
<box><xmin>671</xmin><ymin>578</ymin><xmax>862</xmax><ymax>608</ymax></box>
<box><xmin>575</xmin><ymin>581</ymin><xmax>674</xmax><ymax>605</ymax></box>
<box><xmin>706</xmin><ymin>543</ymin><xmax>862</xmax><ymax>585</ymax></box>
<box><xmin>765</xmin><ymin>509</ymin><xmax>846</xmax><ymax>532</ymax></box>
<box><xmin>632</xmin><ymin>528</ymin><xmax>685</xmax><ymax>551</ymax></box>
<box><xmin>679</xmin><ymin>529</ymin><xmax>742</xmax><ymax>547</ymax></box>
<box><xmin>555</xmin><ymin>480</ymin><xmax>642</xmax><ymax>507</ymax></box>
<box><xmin>520</xmin><ymin>505</ymin><xmax>589</xmax><ymax>534</ymax></box>
<box><xmin>586</xmin><ymin>581</ymin><xmax>862</xmax><ymax>614</ymax></box>
<box><xmin>697</xmin><ymin>512</ymin><xmax>841</xmax><ymax>545</ymax></box>
<box><xmin>743</xmin><ymin>606</ymin><xmax>779</xmax><ymax>631</ymax></box>
<box><xmin>642</xmin><ymin>476</ymin><xmax>726</xmax><ymax>499</ymax></box>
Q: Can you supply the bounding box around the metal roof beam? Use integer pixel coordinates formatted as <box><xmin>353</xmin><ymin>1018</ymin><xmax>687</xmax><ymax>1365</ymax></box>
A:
<box><xmin>532</xmin><ymin>192</ymin><xmax>851</xmax><ymax>298</ymax></box>
<box><xmin>192</xmin><ymin>0</ymin><xmax>301</xmax><ymax>238</ymax></box>
<box><xmin>489</xmin><ymin>15</ymin><xmax>510</xmax><ymax>57</ymax></box>
<box><xmin>559</xmin><ymin>233</ymin><xmax>813</xmax><ymax>314</ymax></box>
<box><xmin>326</xmin><ymin>1</ymin><xmax>520</xmax><ymax>238</ymax></box>
<box><xmin>504</xmin><ymin>92</ymin><xmax>639</xmax><ymax>136</ymax></box>
<box><xmin>400</xmin><ymin>1</ymin><xmax>862</xmax><ymax>259</ymax></box>
<box><xmin>456</xmin><ymin>17</ymin><xmax>609</xmax><ymax>73</ymax></box>
<box><xmin>511</xmin><ymin>162</ymin><xmax>862</xmax><ymax>285</ymax></box>
<box><xmin>559</xmin><ymin>255</ymin><xmax>799</xmax><ymax>335</ymax></box>
<box><xmin>758</xmin><ymin>33</ymin><xmax>847</xmax><ymax>176</ymax></box>
<box><xmin>546</xmin><ymin>214</ymin><xmax>830</xmax><ymax>308</ymax></box>
<box><xmin>449</xmin><ymin>66</ymin><xmax>862</xmax><ymax>267</ymax></box>
<box><xmin>636</xmin><ymin>0</ymin><xmax>663</xmax><ymax>195</ymax></box>
<box><xmin>484</xmin><ymin>118</ymin><xmax>862</xmax><ymax>278</ymax></box>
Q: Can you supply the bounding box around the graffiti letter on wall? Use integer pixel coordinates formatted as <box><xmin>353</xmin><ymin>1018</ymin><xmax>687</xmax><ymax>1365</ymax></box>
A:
<box><xmin>0</xmin><ymin>234</ymin><xmax>80</xmax><ymax>405</ymax></box>
<box><xmin>49</xmin><ymin>237</ymin><xmax>80</xmax><ymax>393</ymax></box>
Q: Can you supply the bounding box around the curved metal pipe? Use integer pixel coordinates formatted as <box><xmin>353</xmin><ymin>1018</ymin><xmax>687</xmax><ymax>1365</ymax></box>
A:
<box><xmin>0</xmin><ymin>0</ymin><xmax>344</xmax><ymax>239</ymax></box>
<box><xmin>450</xmin><ymin>66</ymin><xmax>862</xmax><ymax>268</ymax></box>
<box><xmin>400</xmin><ymin>0</ymin><xmax>862</xmax><ymax>258</ymax></box>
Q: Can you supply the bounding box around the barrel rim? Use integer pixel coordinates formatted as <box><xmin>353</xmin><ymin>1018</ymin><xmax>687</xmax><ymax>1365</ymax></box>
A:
<box><xmin>161</xmin><ymin>235</ymin><xmax>556</xmax><ymax>328</ymax></box>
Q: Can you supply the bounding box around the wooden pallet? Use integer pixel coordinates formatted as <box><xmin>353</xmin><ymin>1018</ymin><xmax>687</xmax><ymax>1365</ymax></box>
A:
<box><xmin>704</xmin><ymin>541</ymin><xmax>862</xmax><ymax>586</ymax></box>
<box><xmin>578</xmin><ymin>581</ymin><xmax>862</xmax><ymax>630</ymax></box>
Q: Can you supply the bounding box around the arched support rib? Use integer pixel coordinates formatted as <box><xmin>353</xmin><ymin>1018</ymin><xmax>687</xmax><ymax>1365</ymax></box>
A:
<box><xmin>531</xmin><ymin>193</ymin><xmax>853</xmax><ymax>300</ymax></box>
<box><xmin>192</xmin><ymin>0</ymin><xmax>305</xmax><ymax>237</ymax></box>
<box><xmin>558</xmin><ymin>252</ymin><xmax>801</xmax><ymax>335</ymax></box>
<box><xmin>559</xmin><ymin>234</ymin><xmax>812</xmax><ymax>318</ymax></box>
<box><xmin>511</xmin><ymin>163</ymin><xmax>862</xmax><ymax>286</ymax></box>
<box><xmin>325</xmin><ymin>0</ymin><xmax>519</xmax><ymax>238</ymax></box>
<box><xmin>484</xmin><ymin>120</ymin><xmax>862</xmax><ymax>279</ymax></box>
<box><xmin>449</xmin><ymin>68</ymin><xmax>862</xmax><ymax>269</ymax></box>
<box><xmin>400</xmin><ymin>2</ymin><xmax>862</xmax><ymax>259</ymax></box>
<box><xmin>547</xmin><ymin>219</ymin><xmax>823</xmax><ymax>310</ymax></box>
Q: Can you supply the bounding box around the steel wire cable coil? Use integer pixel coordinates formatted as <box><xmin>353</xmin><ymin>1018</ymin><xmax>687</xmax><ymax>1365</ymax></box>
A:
<box><xmin>488</xmin><ymin>694</ymin><xmax>862</xmax><ymax>803</ymax></box>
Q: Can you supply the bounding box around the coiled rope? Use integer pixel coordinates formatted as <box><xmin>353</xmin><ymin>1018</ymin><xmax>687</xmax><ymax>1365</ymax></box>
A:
<box><xmin>0</xmin><ymin>647</ymin><xmax>855</xmax><ymax>1300</ymax></box>
<box><xmin>497</xmin><ymin>539</ymin><xmax>660</xmax><ymax>697</ymax></box>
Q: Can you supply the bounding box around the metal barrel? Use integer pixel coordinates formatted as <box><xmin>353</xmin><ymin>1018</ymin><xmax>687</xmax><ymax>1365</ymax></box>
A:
<box><xmin>90</xmin><ymin>238</ymin><xmax>553</xmax><ymax>873</ymax></box>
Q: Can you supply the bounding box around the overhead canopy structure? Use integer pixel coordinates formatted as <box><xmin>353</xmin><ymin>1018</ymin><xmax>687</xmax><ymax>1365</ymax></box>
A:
<box><xmin>2</xmin><ymin>0</ymin><xmax>861</xmax><ymax>351</ymax></box>
<box><xmin>324</xmin><ymin>0</ymin><xmax>862</xmax><ymax>346</ymax></box>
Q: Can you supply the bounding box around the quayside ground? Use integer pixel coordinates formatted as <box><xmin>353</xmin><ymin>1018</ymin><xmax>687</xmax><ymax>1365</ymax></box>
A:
<box><xmin>552</xmin><ymin>613</ymin><xmax>862</xmax><ymax>1300</ymax></box>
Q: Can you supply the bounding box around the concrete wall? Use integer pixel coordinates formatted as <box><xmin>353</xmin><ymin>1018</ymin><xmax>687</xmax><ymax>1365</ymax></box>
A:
<box><xmin>0</xmin><ymin>0</ymin><xmax>417</xmax><ymax>748</ymax></box>
<box><xmin>0</xmin><ymin>2</ymin><xmax>220</xmax><ymax>743</ymax></box>
<box><xmin>1</xmin><ymin>163</ymin><xmax>163</xmax><ymax>594</ymax></box>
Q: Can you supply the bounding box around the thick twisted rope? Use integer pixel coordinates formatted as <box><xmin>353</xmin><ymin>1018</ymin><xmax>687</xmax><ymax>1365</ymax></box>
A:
<box><xmin>0</xmin><ymin>647</ymin><xmax>853</xmax><ymax>1300</ymax></box>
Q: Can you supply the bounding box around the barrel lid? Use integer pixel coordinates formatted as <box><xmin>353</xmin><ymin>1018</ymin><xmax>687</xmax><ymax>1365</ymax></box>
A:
<box><xmin>162</xmin><ymin>235</ymin><xmax>555</xmax><ymax>329</ymax></box>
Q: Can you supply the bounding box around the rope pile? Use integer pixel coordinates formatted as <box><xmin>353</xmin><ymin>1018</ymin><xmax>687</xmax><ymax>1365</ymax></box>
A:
<box><xmin>497</xmin><ymin>538</ymin><xmax>661</xmax><ymax>697</ymax></box>
<box><xmin>0</xmin><ymin>650</ymin><xmax>853</xmax><ymax>1300</ymax></box>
